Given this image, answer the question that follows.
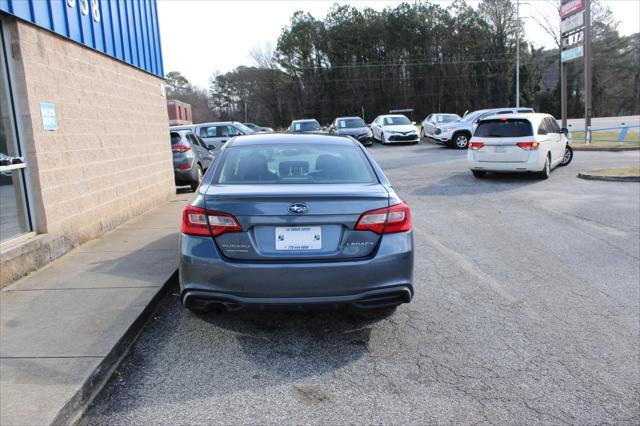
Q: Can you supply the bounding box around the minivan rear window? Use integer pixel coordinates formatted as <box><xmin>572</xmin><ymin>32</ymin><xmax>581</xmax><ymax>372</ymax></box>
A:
<box><xmin>215</xmin><ymin>145</ymin><xmax>378</xmax><ymax>184</ymax></box>
<box><xmin>474</xmin><ymin>119</ymin><xmax>533</xmax><ymax>138</ymax></box>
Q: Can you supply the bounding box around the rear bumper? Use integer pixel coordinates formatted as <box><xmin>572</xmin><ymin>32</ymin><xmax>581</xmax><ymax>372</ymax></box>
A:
<box><xmin>174</xmin><ymin>168</ymin><xmax>194</xmax><ymax>183</ymax></box>
<box><xmin>179</xmin><ymin>231</ymin><xmax>414</xmax><ymax>309</ymax></box>
<box><xmin>467</xmin><ymin>150</ymin><xmax>545</xmax><ymax>172</ymax></box>
<box><xmin>183</xmin><ymin>285</ymin><xmax>412</xmax><ymax>311</ymax></box>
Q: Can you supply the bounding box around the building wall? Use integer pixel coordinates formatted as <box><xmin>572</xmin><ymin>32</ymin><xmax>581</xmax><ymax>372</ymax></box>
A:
<box><xmin>167</xmin><ymin>100</ymin><xmax>192</xmax><ymax>126</ymax></box>
<box><xmin>0</xmin><ymin>19</ymin><xmax>175</xmax><ymax>285</ymax></box>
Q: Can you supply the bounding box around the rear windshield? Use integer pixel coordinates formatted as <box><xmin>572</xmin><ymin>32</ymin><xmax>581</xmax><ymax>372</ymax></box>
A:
<box><xmin>292</xmin><ymin>121</ymin><xmax>321</xmax><ymax>132</ymax></box>
<box><xmin>475</xmin><ymin>119</ymin><xmax>533</xmax><ymax>138</ymax></box>
<box><xmin>170</xmin><ymin>132</ymin><xmax>181</xmax><ymax>145</ymax></box>
<box><xmin>215</xmin><ymin>145</ymin><xmax>377</xmax><ymax>184</ymax></box>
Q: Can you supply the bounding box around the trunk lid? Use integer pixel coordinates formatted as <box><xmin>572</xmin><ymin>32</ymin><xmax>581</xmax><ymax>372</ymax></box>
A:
<box><xmin>471</xmin><ymin>118</ymin><xmax>534</xmax><ymax>163</ymax></box>
<box><xmin>203</xmin><ymin>183</ymin><xmax>390</xmax><ymax>261</ymax></box>
<box><xmin>470</xmin><ymin>137</ymin><xmax>532</xmax><ymax>163</ymax></box>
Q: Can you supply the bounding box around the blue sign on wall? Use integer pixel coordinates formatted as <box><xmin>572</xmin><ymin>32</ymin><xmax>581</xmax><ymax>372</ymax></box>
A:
<box><xmin>0</xmin><ymin>0</ymin><xmax>164</xmax><ymax>78</ymax></box>
<box><xmin>40</xmin><ymin>103</ymin><xmax>58</xmax><ymax>131</ymax></box>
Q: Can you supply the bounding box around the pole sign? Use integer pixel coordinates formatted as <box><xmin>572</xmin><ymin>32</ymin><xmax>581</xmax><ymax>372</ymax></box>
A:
<box><xmin>560</xmin><ymin>0</ymin><xmax>585</xmax><ymax>19</ymax></box>
<box><xmin>561</xmin><ymin>10</ymin><xmax>584</xmax><ymax>34</ymax></box>
<box><xmin>561</xmin><ymin>46</ymin><xmax>584</xmax><ymax>63</ymax></box>
<box><xmin>562</xmin><ymin>29</ymin><xmax>584</xmax><ymax>49</ymax></box>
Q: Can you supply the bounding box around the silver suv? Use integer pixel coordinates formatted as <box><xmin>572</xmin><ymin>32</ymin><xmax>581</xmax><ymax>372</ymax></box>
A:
<box><xmin>194</xmin><ymin>122</ymin><xmax>255</xmax><ymax>149</ymax></box>
<box><xmin>431</xmin><ymin>107</ymin><xmax>534</xmax><ymax>149</ymax></box>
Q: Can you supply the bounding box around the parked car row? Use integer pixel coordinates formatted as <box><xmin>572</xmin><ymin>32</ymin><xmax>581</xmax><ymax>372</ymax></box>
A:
<box><xmin>286</xmin><ymin>114</ymin><xmax>420</xmax><ymax>146</ymax></box>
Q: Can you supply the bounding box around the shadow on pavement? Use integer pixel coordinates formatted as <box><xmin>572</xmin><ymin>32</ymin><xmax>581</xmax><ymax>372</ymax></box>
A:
<box><xmin>197</xmin><ymin>306</ymin><xmax>395</xmax><ymax>376</ymax></box>
<box><xmin>414</xmin><ymin>171</ymin><xmax>541</xmax><ymax>196</ymax></box>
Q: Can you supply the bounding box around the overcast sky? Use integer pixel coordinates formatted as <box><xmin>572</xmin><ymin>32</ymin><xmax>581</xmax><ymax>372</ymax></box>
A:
<box><xmin>157</xmin><ymin>0</ymin><xmax>640</xmax><ymax>88</ymax></box>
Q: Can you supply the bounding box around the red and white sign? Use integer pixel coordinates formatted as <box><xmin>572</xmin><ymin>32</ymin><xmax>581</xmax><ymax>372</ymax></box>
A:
<box><xmin>560</xmin><ymin>0</ymin><xmax>585</xmax><ymax>19</ymax></box>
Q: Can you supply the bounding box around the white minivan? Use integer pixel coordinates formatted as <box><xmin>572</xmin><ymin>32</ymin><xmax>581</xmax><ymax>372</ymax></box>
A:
<box><xmin>467</xmin><ymin>113</ymin><xmax>571</xmax><ymax>179</ymax></box>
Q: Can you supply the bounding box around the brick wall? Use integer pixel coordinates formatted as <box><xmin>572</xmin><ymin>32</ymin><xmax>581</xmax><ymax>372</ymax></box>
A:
<box><xmin>0</xmin><ymin>19</ymin><xmax>175</xmax><ymax>285</ymax></box>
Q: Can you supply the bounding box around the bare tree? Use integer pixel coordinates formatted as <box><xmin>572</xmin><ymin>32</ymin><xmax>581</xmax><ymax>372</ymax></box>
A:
<box><xmin>249</xmin><ymin>42</ymin><xmax>278</xmax><ymax>70</ymax></box>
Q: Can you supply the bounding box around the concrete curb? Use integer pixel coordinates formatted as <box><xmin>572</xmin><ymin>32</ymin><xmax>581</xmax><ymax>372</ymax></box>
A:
<box><xmin>53</xmin><ymin>270</ymin><xmax>178</xmax><ymax>426</ymax></box>
<box><xmin>577</xmin><ymin>172</ymin><xmax>640</xmax><ymax>182</ymax></box>
<box><xmin>572</xmin><ymin>146</ymin><xmax>640</xmax><ymax>152</ymax></box>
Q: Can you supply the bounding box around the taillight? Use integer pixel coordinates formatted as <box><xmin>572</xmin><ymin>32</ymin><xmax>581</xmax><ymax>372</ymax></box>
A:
<box><xmin>355</xmin><ymin>202</ymin><xmax>412</xmax><ymax>234</ymax></box>
<box><xmin>469</xmin><ymin>141</ymin><xmax>485</xmax><ymax>150</ymax></box>
<box><xmin>181</xmin><ymin>205</ymin><xmax>242</xmax><ymax>237</ymax></box>
<box><xmin>172</xmin><ymin>144</ymin><xmax>191</xmax><ymax>153</ymax></box>
<box><xmin>177</xmin><ymin>164</ymin><xmax>191</xmax><ymax>170</ymax></box>
<box><xmin>517</xmin><ymin>141</ymin><xmax>540</xmax><ymax>150</ymax></box>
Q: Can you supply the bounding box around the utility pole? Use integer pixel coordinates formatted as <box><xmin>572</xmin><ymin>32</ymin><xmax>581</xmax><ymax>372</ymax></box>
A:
<box><xmin>515</xmin><ymin>0</ymin><xmax>520</xmax><ymax>108</ymax></box>
<box><xmin>584</xmin><ymin>0</ymin><xmax>592</xmax><ymax>143</ymax></box>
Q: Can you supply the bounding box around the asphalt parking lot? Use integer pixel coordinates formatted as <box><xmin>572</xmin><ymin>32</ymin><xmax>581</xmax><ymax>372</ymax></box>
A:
<box><xmin>83</xmin><ymin>141</ymin><xmax>640</xmax><ymax>425</ymax></box>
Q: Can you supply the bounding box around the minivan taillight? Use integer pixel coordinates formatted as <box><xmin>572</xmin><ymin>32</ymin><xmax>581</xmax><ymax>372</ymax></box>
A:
<box><xmin>469</xmin><ymin>141</ymin><xmax>485</xmax><ymax>150</ymax></box>
<box><xmin>355</xmin><ymin>202</ymin><xmax>412</xmax><ymax>234</ymax></box>
<box><xmin>516</xmin><ymin>141</ymin><xmax>540</xmax><ymax>150</ymax></box>
<box><xmin>181</xmin><ymin>205</ymin><xmax>242</xmax><ymax>237</ymax></box>
<box><xmin>172</xmin><ymin>144</ymin><xmax>191</xmax><ymax>153</ymax></box>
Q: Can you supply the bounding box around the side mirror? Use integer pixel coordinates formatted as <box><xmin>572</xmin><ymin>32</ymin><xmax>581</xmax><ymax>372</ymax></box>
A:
<box><xmin>207</xmin><ymin>145</ymin><xmax>215</xmax><ymax>151</ymax></box>
<box><xmin>411</xmin><ymin>121</ymin><xmax>416</xmax><ymax>125</ymax></box>
<box><xmin>560</xmin><ymin>127</ymin><xmax>568</xmax><ymax>134</ymax></box>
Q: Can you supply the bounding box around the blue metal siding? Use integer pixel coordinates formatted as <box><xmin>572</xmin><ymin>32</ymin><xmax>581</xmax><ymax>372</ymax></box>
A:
<box><xmin>0</xmin><ymin>0</ymin><xmax>164</xmax><ymax>77</ymax></box>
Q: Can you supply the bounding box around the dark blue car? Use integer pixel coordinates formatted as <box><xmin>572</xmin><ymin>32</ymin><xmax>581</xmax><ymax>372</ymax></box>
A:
<box><xmin>179</xmin><ymin>133</ymin><xmax>414</xmax><ymax>312</ymax></box>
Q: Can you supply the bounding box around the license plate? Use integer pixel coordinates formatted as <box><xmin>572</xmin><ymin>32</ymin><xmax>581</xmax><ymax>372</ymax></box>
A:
<box><xmin>275</xmin><ymin>226</ymin><xmax>322</xmax><ymax>250</ymax></box>
<box><xmin>495</xmin><ymin>146</ymin><xmax>506</xmax><ymax>153</ymax></box>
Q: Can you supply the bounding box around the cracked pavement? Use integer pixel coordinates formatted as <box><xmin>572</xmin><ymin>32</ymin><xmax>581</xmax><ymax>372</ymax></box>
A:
<box><xmin>83</xmin><ymin>142</ymin><xmax>640</xmax><ymax>425</ymax></box>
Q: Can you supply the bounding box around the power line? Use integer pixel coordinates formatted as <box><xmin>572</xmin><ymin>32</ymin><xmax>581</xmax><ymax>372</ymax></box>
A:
<box><xmin>280</xmin><ymin>57</ymin><xmax>513</xmax><ymax>70</ymax></box>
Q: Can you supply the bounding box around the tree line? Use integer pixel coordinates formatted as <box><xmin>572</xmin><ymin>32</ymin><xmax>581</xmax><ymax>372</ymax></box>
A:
<box><xmin>166</xmin><ymin>0</ymin><xmax>639</xmax><ymax>128</ymax></box>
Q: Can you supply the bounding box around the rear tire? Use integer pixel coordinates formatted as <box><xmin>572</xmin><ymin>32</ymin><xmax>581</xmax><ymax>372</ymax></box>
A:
<box><xmin>472</xmin><ymin>170</ymin><xmax>487</xmax><ymax>178</ymax></box>
<box><xmin>559</xmin><ymin>145</ymin><xmax>573</xmax><ymax>166</ymax></box>
<box><xmin>538</xmin><ymin>155</ymin><xmax>551</xmax><ymax>179</ymax></box>
<box><xmin>190</xmin><ymin>165</ymin><xmax>203</xmax><ymax>191</ymax></box>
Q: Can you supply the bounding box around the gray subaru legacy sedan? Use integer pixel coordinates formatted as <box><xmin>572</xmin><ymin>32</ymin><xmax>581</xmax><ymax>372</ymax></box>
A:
<box><xmin>179</xmin><ymin>133</ymin><xmax>414</xmax><ymax>312</ymax></box>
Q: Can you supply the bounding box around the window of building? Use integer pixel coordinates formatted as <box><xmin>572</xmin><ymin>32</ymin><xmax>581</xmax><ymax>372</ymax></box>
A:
<box><xmin>1</xmin><ymin>23</ymin><xmax>32</xmax><ymax>243</ymax></box>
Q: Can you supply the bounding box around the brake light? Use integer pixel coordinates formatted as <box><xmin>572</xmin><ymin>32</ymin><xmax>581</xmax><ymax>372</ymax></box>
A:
<box><xmin>355</xmin><ymin>202</ymin><xmax>412</xmax><ymax>234</ymax></box>
<box><xmin>177</xmin><ymin>164</ymin><xmax>191</xmax><ymax>170</ymax></box>
<box><xmin>516</xmin><ymin>141</ymin><xmax>540</xmax><ymax>150</ymax></box>
<box><xmin>181</xmin><ymin>205</ymin><xmax>242</xmax><ymax>237</ymax></box>
<box><xmin>469</xmin><ymin>141</ymin><xmax>485</xmax><ymax>150</ymax></box>
<box><xmin>172</xmin><ymin>144</ymin><xmax>191</xmax><ymax>153</ymax></box>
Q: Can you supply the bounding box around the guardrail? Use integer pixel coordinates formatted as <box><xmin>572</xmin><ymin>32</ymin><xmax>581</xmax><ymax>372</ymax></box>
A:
<box><xmin>567</xmin><ymin>125</ymin><xmax>640</xmax><ymax>144</ymax></box>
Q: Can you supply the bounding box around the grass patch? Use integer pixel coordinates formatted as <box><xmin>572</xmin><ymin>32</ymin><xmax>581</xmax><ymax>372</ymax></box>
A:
<box><xmin>587</xmin><ymin>167</ymin><xmax>640</xmax><ymax>177</ymax></box>
<box><xmin>569</xmin><ymin>131</ymin><xmax>640</xmax><ymax>145</ymax></box>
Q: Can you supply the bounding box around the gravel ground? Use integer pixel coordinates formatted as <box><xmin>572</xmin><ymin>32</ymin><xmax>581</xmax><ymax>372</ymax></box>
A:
<box><xmin>83</xmin><ymin>142</ymin><xmax>640</xmax><ymax>425</ymax></box>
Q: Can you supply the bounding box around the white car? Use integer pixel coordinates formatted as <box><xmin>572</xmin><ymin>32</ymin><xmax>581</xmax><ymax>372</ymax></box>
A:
<box><xmin>467</xmin><ymin>113</ymin><xmax>570</xmax><ymax>179</ymax></box>
<box><xmin>421</xmin><ymin>113</ymin><xmax>461</xmax><ymax>138</ymax></box>
<box><xmin>370</xmin><ymin>114</ymin><xmax>420</xmax><ymax>144</ymax></box>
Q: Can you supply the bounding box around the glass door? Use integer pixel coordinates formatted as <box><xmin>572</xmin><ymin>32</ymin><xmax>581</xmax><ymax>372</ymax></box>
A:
<box><xmin>1</xmin><ymin>21</ymin><xmax>32</xmax><ymax>243</ymax></box>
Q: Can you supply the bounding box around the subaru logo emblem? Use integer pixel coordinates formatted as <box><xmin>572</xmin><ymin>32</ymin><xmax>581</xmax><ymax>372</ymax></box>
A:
<box><xmin>288</xmin><ymin>203</ymin><xmax>309</xmax><ymax>214</ymax></box>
